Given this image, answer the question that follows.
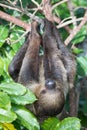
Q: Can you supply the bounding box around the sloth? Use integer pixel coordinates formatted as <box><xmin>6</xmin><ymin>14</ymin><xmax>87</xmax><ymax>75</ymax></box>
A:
<box><xmin>8</xmin><ymin>19</ymin><xmax>76</xmax><ymax>118</ymax></box>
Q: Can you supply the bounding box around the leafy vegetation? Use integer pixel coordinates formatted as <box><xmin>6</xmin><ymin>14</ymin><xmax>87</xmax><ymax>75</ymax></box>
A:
<box><xmin>0</xmin><ymin>0</ymin><xmax>87</xmax><ymax>129</ymax></box>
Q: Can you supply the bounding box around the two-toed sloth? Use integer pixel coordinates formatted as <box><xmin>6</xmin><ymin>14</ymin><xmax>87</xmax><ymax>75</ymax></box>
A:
<box><xmin>8</xmin><ymin>19</ymin><xmax>76</xmax><ymax>118</ymax></box>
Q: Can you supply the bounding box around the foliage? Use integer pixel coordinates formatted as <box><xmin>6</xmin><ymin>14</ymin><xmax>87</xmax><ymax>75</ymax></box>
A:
<box><xmin>0</xmin><ymin>82</ymin><xmax>39</xmax><ymax>130</ymax></box>
<box><xmin>0</xmin><ymin>0</ymin><xmax>87</xmax><ymax>129</ymax></box>
<box><xmin>41</xmin><ymin>117</ymin><xmax>81</xmax><ymax>130</ymax></box>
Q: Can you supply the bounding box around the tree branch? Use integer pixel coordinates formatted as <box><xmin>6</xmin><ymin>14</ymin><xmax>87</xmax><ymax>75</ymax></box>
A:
<box><xmin>65</xmin><ymin>10</ymin><xmax>87</xmax><ymax>45</ymax></box>
<box><xmin>0</xmin><ymin>10</ymin><xmax>30</xmax><ymax>31</ymax></box>
<box><xmin>52</xmin><ymin>0</ymin><xmax>69</xmax><ymax>10</ymax></box>
<box><xmin>67</xmin><ymin>0</ymin><xmax>77</xmax><ymax>29</ymax></box>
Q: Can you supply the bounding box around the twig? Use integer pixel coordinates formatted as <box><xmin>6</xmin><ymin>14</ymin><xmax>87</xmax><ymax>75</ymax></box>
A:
<box><xmin>60</xmin><ymin>17</ymin><xmax>72</xmax><ymax>24</ymax></box>
<box><xmin>30</xmin><ymin>3</ymin><xmax>42</xmax><ymax>20</ymax></box>
<box><xmin>67</xmin><ymin>0</ymin><xmax>77</xmax><ymax>29</ymax></box>
<box><xmin>52</xmin><ymin>0</ymin><xmax>69</xmax><ymax>10</ymax></box>
<box><xmin>7</xmin><ymin>0</ymin><xmax>16</xmax><ymax>5</ymax></box>
<box><xmin>19</xmin><ymin>0</ymin><xmax>24</xmax><ymax>11</ymax></box>
<box><xmin>42</xmin><ymin>0</ymin><xmax>71</xmax><ymax>33</ymax></box>
<box><xmin>12</xmin><ymin>29</ymin><xmax>30</xmax><ymax>44</ymax></box>
<box><xmin>65</xmin><ymin>10</ymin><xmax>87</xmax><ymax>45</ymax></box>
<box><xmin>0</xmin><ymin>3</ymin><xmax>22</xmax><ymax>12</ymax></box>
<box><xmin>0</xmin><ymin>0</ymin><xmax>77</xmax><ymax>34</ymax></box>
<box><xmin>31</xmin><ymin>0</ymin><xmax>39</xmax><ymax>7</ymax></box>
<box><xmin>57</xmin><ymin>17</ymin><xmax>83</xmax><ymax>28</ymax></box>
<box><xmin>0</xmin><ymin>3</ymin><xmax>42</xmax><ymax>24</ymax></box>
<box><xmin>0</xmin><ymin>10</ymin><xmax>30</xmax><ymax>31</ymax></box>
<box><xmin>53</xmin><ymin>15</ymin><xmax>72</xmax><ymax>33</ymax></box>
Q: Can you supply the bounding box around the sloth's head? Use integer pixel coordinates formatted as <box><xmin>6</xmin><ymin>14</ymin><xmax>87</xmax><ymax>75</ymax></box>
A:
<box><xmin>32</xmin><ymin>78</ymin><xmax>65</xmax><ymax>117</ymax></box>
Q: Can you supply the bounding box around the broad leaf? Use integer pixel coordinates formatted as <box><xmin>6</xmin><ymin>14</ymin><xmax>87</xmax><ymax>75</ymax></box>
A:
<box><xmin>73</xmin><ymin>0</ymin><xmax>87</xmax><ymax>6</ymax></box>
<box><xmin>55</xmin><ymin>117</ymin><xmax>81</xmax><ymax>130</ymax></box>
<box><xmin>0</xmin><ymin>108</ymin><xmax>17</xmax><ymax>123</ymax></box>
<box><xmin>41</xmin><ymin>117</ymin><xmax>60</xmax><ymax>130</ymax></box>
<box><xmin>0</xmin><ymin>57</ymin><xmax>4</xmax><ymax>75</ymax></box>
<box><xmin>73</xmin><ymin>47</ymin><xmax>83</xmax><ymax>55</ymax></box>
<box><xmin>2</xmin><ymin>123</ymin><xmax>17</xmax><ymax>130</ymax></box>
<box><xmin>13</xmin><ymin>105</ymin><xmax>40</xmax><ymax>130</ymax></box>
<box><xmin>10</xmin><ymin>89</ymin><xmax>37</xmax><ymax>105</ymax></box>
<box><xmin>0</xmin><ymin>82</ymin><xmax>26</xmax><ymax>95</ymax></box>
<box><xmin>72</xmin><ymin>26</ymin><xmax>87</xmax><ymax>45</ymax></box>
<box><xmin>0</xmin><ymin>92</ymin><xmax>11</xmax><ymax>110</ymax></box>
<box><xmin>77</xmin><ymin>57</ymin><xmax>87</xmax><ymax>76</ymax></box>
<box><xmin>0</xmin><ymin>25</ymin><xmax>9</xmax><ymax>47</ymax></box>
<box><xmin>0</xmin><ymin>123</ymin><xmax>3</xmax><ymax>129</ymax></box>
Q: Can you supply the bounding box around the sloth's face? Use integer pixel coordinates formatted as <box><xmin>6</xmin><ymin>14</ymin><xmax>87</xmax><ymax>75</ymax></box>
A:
<box><xmin>33</xmin><ymin>79</ymin><xmax>65</xmax><ymax>117</ymax></box>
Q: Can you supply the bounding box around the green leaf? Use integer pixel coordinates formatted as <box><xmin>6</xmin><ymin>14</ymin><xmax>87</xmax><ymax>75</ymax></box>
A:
<box><xmin>0</xmin><ymin>82</ymin><xmax>26</xmax><ymax>95</ymax></box>
<box><xmin>41</xmin><ymin>117</ymin><xmax>60</xmax><ymax>130</ymax></box>
<box><xmin>0</xmin><ymin>92</ymin><xmax>11</xmax><ymax>110</ymax></box>
<box><xmin>13</xmin><ymin>105</ymin><xmax>40</xmax><ymax>130</ymax></box>
<box><xmin>55</xmin><ymin>117</ymin><xmax>81</xmax><ymax>130</ymax></box>
<box><xmin>0</xmin><ymin>108</ymin><xmax>17</xmax><ymax>123</ymax></box>
<box><xmin>10</xmin><ymin>89</ymin><xmax>37</xmax><ymax>105</ymax></box>
<box><xmin>72</xmin><ymin>26</ymin><xmax>87</xmax><ymax>45</ymax></box>
<box><xmin>0</xmin><ymin>57</ymin><xmax>4</xmax><ymax>75</ymax></box>
<box><xmin>10</xmin><ymin>32</ymin><xmax>24</xmax><ymax>52</ymax></box>
<box><xmin>0</xmin><ymin>123</ymin><xmax>3</xmax><ymax>129</ymax></box>
<box><xmin>73</xmin><ymin>47</ymin><xmax>83</xmax><ymax>54</ymax></box>
<box><xmin>0</xmin><ymin>25</ymin><xmax>9</xmax><ymax>47</ymax></box>
<box><xmin>73</xmin><ymin>0</ymin><xmax>87</xmax><ymax>6</ymax></box>
<box><xmin>3</xmin><ymin>123</ymin><xmax>17</xmax><ymax>130</ymax></box>
<box><xmin>3</xmin><ymin>57</ymin><xmax>10</xmax><ymax>74</ymax></box>
<box><xmin>77</xmin><ymin>56</ymin><xmax>87</xmax><ymax>76</ymax></box>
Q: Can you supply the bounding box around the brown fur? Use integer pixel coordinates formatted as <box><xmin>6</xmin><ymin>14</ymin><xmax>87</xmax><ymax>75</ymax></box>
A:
<box><xmin>8</xmin><ymin>19</ymin><xmax>76</xmax><ymax>118</ymax></box>
<box><xmin>43</xmin><ymin>19</ymin><xmax>76</xmax><ymax>116</ymax></box>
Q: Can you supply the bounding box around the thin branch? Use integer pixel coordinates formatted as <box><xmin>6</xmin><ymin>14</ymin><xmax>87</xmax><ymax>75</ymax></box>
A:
<box><xmin>30</xmin><ymin>3</ymin><xmax>42</xmax><ymax>20</ymax></box>
<box><xmin>42</xmin><ymin>0</ymin><xmax>71</xmax><ymax>33</ymax></box>
<box><xmin>65</xmin><ymin>10</ymin><xmax>87</xmax><ymax>45</ymax></box>
<box><xmin>0</xmin><ymin>0</ymin><xmax>78</xmax><ymax>34</ymax></box>
<box><xmin>7</xmin><ymin>0</ymin><xmax>16</xmax><ymax>5</ymax></box>
<box><xmin>12</xmin><ymin>29</ymin><xmax>30</xmax><ymax>44</ymax></box>
<box><xmin>53</xmin><ymin>15</ymin><xmax>72</xmax><ymax>33</ymax></box>
<box><xmin>60</xmin><ymin>16</ymin><xmax>72</xmax><ymax>24</ymax></box>
<box><xmin>31</xmin><ymin>0</ymin><xmax>39</xmax><ymax>7</ymax></box>
<box><xmin>57</xmin><ymin>17</ymin><xmax>83</xmax><ymax>28</ymax></box>
<box><xmin>0</xmin><ymin>3</ymin><xmax>22</xmax><ymax>12</ymax></box>
<box><xmin>52</xmin><ymin>0</ymin><xmax>69</xmax><ymax>10</ymax></box>
<box><xmin>67</xmin><ymin>0</ymin><xmax>77</xmax><ymax>28</ymax></box>
<box><xmin>19</xmin><ymin>0</ymin><xmax>24</xmax><ymax>11</ymax></box>
<box><xmin>0</xmin><ymin>3</ymin><xmax>42</xmax><ymax>24</ymax></box>
<box><xmin>0</xmin><ymin>10</ymin><xmax>30</xmax><ymax>31</ymax></box>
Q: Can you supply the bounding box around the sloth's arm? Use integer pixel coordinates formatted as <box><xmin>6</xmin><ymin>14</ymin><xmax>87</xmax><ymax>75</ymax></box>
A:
<box><xmin>43</xmin><ymin>19</ymin><xmax>67</xmax><ymax>85</ymax></box>
<box><xmin>18</xmin><ymin>21</ymin><xmax>41</xmax><ymax>86</ymax></box>
<box><xmin>53</xmin><ymin>22</ymin><xmax>77</xmax><ymax>116</ymax></box>
<box><xmin>8</xmin><ymin>34</ymin><xmax>30</xmax><ymax>82</ymax></box>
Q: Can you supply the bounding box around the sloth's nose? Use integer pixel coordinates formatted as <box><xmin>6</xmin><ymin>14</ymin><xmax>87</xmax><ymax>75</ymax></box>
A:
<box><xmin>45</xmin><ymin>79</ymin><xmax>56</xmax><ymax>89</ymax></box>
